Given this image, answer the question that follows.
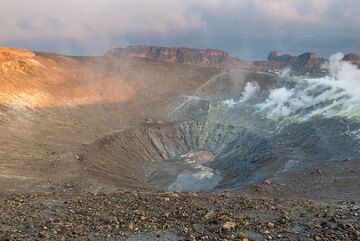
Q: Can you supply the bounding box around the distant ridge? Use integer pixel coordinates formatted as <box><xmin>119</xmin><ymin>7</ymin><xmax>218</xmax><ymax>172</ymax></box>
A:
<box><xmin>343</xmin><ymin>53</ymin><xmax>360</xmax><ymax>65</ymax></box>
<box><xmin>105</xmin><ymin>45</ymin><xmax>359</xmax><ymax>74</ymax></box>
<box><xmin>267</xmin><ymin>51</ymin><xmax>326</xmax><ymax>73</ymax></box>
<box><xmin>105</xmin><ymin>45</ymin><xmax>240</xmax><ymax>66</ymax></box>
<box><xmin>267</xmin><ymin>51</ymin><xmax>360</xmax><ymax>73</ymax></box>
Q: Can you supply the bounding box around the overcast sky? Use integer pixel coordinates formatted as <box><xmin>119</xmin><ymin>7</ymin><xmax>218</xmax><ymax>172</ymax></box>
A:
<box><xmin>1</xmin><ymin>0</ymin><xmax>360</xmax><ymax>60</ymax></box>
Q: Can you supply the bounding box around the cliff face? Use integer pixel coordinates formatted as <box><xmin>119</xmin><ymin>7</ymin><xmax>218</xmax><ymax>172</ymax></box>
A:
<box><xmin>344</xmin><ymin>53</ymin><xmax>360</xmax><ymax>66</ymax></box>
<box><xmin>106</xmin><ymin>46</ymin><xmax>360</xmax><ymax>74</ymax></box>
<box><xmin>105</xmin><ymin>45</ymin><xmax>239</xmax><ymax>66</ymax></box>
<box><xmin>267</xmin><ymin>51</ymin><xmax>326</xmax><ymax>73</ymax></box>
<box><xmin>267</xmin><ymin>51</ymin><xmax>360</xmax><ymax>73</ymax></box>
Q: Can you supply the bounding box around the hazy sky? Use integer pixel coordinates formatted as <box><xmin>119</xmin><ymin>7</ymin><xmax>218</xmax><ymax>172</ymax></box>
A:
<box><xmin>1</xmin><ymin>0</ymin><xmax>360</xmax><ymax>60</ymax></box>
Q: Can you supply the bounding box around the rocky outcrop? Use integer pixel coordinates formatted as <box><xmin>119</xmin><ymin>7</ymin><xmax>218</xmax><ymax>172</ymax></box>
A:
<box><xmin>0</xmin><ymin>46</ymin><xmax>35</xmax><ymax>62</ymax></box>
<box><xmin>267</xmin><ymin>51</ymin><xmax>326</xmax><ymax>73</ymax></box>
<box><xmin>251</xmin><ymin>60</ymin><xmax>287</xmax><ymax>70</ymax></box>
<box><xmin>105</xmin><ymin>45</ymin><xmax>240</xmax><ymax>66</ymax></box>
<box><xmin>344</xmin><ymin>53</ymin><xmax>360</xmax><ymax>66</ymax></box>
<box><xmin>267</xmin><ymin>51</ymin><xmax>360</xmax><ymax>73</ymax></box>
<box><xmin>0</xmin><ymin>46</ymin><xmax>41</xmax><ymax>74</ymax></box>
<box><xmin>267</xmin><ymin>51</ymin><xmax>293</xmax><ymax>63</ymax></box>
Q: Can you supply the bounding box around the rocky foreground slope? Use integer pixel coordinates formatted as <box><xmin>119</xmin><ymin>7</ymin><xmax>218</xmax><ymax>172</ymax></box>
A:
<box><xmin>0</xmin><ymin>191</ymin><xmax>359</xmax><ymax>241</ymax></box>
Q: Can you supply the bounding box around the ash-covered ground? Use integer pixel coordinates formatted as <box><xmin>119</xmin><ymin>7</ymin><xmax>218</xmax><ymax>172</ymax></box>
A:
<box><xmin>0</xmin><ymin>47</ymin><xmax>359</xmax><ymax>240</ymax></box>
<box><xmin>0</xmin><ymin>191</ymin><xmax>359</xmax><ymax>241</ymax></box>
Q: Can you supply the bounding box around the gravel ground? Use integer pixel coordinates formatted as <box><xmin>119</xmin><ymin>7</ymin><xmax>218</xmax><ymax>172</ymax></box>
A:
<box><xmin>0</xmin><ymin>191</ymin><xmax>359</xmax><ymax>241</ymax></box>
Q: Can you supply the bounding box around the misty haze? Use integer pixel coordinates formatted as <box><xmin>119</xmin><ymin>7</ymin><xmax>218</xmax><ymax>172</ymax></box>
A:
<box><xmin>0</xmin><ymin>1</ymin><xmax>359</xmax><ymax>241</ymax></box>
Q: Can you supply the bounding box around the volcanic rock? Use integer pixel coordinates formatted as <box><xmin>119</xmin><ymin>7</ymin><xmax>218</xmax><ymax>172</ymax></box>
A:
<box><xmin>267</xmin><ymin>51</ymin><xmax>293</xmax><ymax>63</ymax></box>
<box><xmin>0</xmin><ymin>46</ymin><xmax>41</xmax><ymax>74</ymax></box>
<box><xmin>105</xmin><ymin>45</ymin><xmax>240</xmax><ymax>66</ymax></box>
<box><xmin>222</xmin><ymin>221</ymin><xmax>236</xmax><ymax>229</ymax></box>
<box><xmin>0</xmin><ymin>46</ymin><xmax>35</xmax><ymax>62</ymax></box>
<box><xmin>267</xmin><ymin>51</ymin><xmax>326</xmax><ymax>73</ymax></box>
<box><xmin>204</xmin><ymin>210</ymin><xmax>216</xmax><ymax>221</ymax></box>
<box><xmin>343</xmin><ymin>53</ymin><xmax>360</xmax><ymax>66</ymax></box>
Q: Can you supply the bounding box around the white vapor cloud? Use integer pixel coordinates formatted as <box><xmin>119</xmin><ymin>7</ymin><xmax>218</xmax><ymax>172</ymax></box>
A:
<box><xmin>222</xmin><ymin>52</ymin><xmax>360</xmax><ymax>120</ymax></box>
<box><xmin>256</xmin><ymin>52</ymin><xmax>360</xmax><ymax>120</ymax></box>
<box><xmin>222</xmin><ymin>82</ymin><xmax>259</xmax><ymax>108</ymax></box>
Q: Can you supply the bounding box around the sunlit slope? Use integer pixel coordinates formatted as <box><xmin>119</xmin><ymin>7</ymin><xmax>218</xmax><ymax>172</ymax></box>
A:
<box><xmin>0</xmin><ymin>46</ymin><xmax>220</xmax><ymax>192</ymax></box>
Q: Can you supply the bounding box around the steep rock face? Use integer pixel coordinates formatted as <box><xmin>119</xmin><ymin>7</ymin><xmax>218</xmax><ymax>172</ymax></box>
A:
<box><xmin>295</xmin><ymin>52</ymin><xmax>324</xmax><ymax>68</ymax></box>
<box><xmin>267</xmin><ymin>51</ymin><xmax>326</xmax><ymax>72</ymax></box>
<box><xmin>105</xmin><ymin>45</ymin><xmax>239</xmax><ymax>66</ymax></box>
<box><xmin>344</xmin><ymin>53</ymin><xmax>360</xmax><ymax>66</ymax></box>
<box><xmin>268</xmin><ymin>51</ymin><xmax>360</xmax><ymax>72</ymax></box>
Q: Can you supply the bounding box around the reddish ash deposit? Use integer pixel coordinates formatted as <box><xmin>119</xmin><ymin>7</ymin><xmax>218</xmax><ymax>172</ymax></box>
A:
<box><xmin>0</xmin><ymin>46</ymin><xmax>133</xmax><ymax>107</ymax></box>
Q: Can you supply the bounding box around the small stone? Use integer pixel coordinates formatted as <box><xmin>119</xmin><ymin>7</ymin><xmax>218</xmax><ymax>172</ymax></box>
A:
<box><xmin>267</xmin><ymin>222</ymin><xmax>275</xmax><ymax>228</ymax></box>
<box><xmin>324</xmin><ymin>229</ymin><xmax>332</xmax><ymax>236</ymax></box>
<box><xmin>188</xmin><ymin>234</ymin><xmax>196</xmax><ymax>241</ymax></box>
<box><xmin>64</xmin><ymin>183</ymin><xmax>74</xmax><ymax>189</ymax></box>
<box><xmin>128</xmin><ymin>223</ymin><xmax>134</xmax><ymax>230</ymax></box>
<box><xmin>222</xmin><ymin>221</ymin><xmax>236</xmax><ymax>229</ymax></box>
<box><xmin>170</xmin><ymin>193</ymin><xmax>179</xmax><ymax>197</ymax></box>
<box><xmin>351</xmin><ymin>205</ymin><xmax>360</xmax><ymax>211</ymax></box>
<box><xmin>315</xmin><ymin>236</ymin><xmax>322</xmax><ymax>240</ymax></box>
<box><xmin>239</xmin><ymin>231</ymin><xmax>247</xmax><ymax>238</ymax></box>
<box><xmin>204</xmin><ymin>210</ymin><xmax>215</xmax><ymax>220</ymax></box>
<box><xmin>182</xmin><ymin>227</ymin><xmax>189</xmax><ymax>234</ymax></box>
<box><xmin>315</xmin><ymin>223</ymin><xmax>321</xmax><ymax>228</ymax></box>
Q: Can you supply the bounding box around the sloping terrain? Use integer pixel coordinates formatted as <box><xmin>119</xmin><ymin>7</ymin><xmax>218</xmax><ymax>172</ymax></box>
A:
<box><xmin>0</xmin><ymin>46</ymin><xmax>221</xmax><ymax>193</ymax></box>
<box><xmin>0</xmin><ymin>191</ymin><xmax>359</xmax><ymax>241</ymax></box>
<box><xmin>0</xmin><ymin>45</ymin><xmax>360</xmax><ymax>240</ymax></box>
<box><xmin>0</xmin><ymin>46</ymin><xmax>359</xmax><ymax>200</ymax></box>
